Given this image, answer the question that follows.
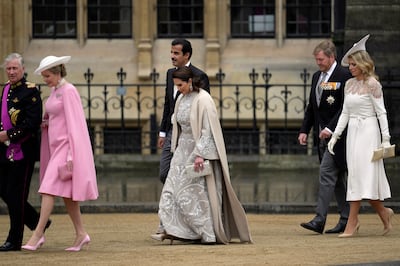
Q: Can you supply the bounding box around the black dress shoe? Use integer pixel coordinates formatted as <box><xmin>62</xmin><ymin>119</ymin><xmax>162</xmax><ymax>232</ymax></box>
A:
<box><xmin>44</xmin><ymin>219</ymin><xmax>52</xmax><ymax>232</ymax></box>
<box><xmin>0</xmin><ymin>242</ymin><xmax>20</xmax><ymax>251</ymax></box>
<box><xmin>325</xmin><ymin>223</ymin><xmax>346</xmax><ymax>234</ymax></box>
<box><xmin>300</xmin><ymin>220</ymin><xmax>325</xmax><ymax>234</ymax></box>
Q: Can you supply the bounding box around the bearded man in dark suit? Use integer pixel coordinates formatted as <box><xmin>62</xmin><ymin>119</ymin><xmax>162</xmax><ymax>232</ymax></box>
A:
<box><xmin>298</xmin><ymin>40</ymin><xmax>352</xmax><ymax>234</ymax></box>
<box><xmin>158</xmin><ymin>39</ymin><xmax>210</xmax><ymax>184</ymax></box>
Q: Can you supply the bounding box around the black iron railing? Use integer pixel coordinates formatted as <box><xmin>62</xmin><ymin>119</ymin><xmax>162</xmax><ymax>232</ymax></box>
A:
<box><xmin>7</xmin><ymin>67</ymin><xmax>400</xmax><ymax>155</ymax></box>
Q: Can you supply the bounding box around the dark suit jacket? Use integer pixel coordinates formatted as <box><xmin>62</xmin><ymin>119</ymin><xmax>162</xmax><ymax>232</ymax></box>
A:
<box><xmin>159</xmin><ymin>64</ymin><xmax>210</xmax><ymax>134</ymax></box>
<box><xmin>299</xmin><ymin>63</ymin><xmax>352</xmax><ymax>169</ymax></box>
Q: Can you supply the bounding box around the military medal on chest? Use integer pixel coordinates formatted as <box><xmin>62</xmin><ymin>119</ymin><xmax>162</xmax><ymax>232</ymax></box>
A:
<box><xmin>320</xmin><ymin>82</ymin><xmax>340</xmax><ymax>105</ymax></box>
<box><xmin>326</xmin><ymin>95</ymin><xmax>335</xmax><ymax>105</ymax></box>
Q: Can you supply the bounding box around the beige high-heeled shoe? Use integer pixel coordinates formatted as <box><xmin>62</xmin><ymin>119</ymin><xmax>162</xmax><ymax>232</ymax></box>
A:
<box><xmin>151</xmin><ymin>233</ymin><xmax>175</xmax><ymax>245</ymax></box>
<box><xmin>383</xmin><ymin>208</ymin><xmax>394</xmax><ymax>236</ymax></box>
<box><xmin>338</xmin><ymin>223</ymin><xmax>360</xmax><ymax>238</ymax></box>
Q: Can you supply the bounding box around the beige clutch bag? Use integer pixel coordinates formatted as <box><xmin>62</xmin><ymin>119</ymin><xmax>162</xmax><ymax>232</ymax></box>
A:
<box><xmin>185</xmin><ymin>160</ymin><xmax>212</xmax><ymax>178</ymax></box>
<box><xmin>371</xmin><ymin>144</ymin><xmax>396</xmax><ymax>162</ymax></box>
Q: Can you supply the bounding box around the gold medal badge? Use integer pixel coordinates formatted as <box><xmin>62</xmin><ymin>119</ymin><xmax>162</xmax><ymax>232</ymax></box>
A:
<box><xmin>320</xmin><ymin>82</ymin><xmax>341</xmax><ymax>90</ymax></box>
<box><xmin>10</xmin><ymin>109</ymin><xmax>21</xmax><ymax>125</ymax></box>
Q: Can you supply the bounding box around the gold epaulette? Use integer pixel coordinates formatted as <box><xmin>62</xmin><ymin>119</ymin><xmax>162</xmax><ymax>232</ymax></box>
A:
<box><xmin>26</xmin><ymin>81</ymin><xmax>36</xmax><ymax>88</ymax></box>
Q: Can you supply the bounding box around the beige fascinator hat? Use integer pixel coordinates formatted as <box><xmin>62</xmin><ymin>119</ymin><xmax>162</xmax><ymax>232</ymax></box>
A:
<box><xmin>34</xmin><ymin>55</ymin><xmax>71</xmax><ymax>75</ymax></box>
<box><xmin>341</xmin><ymin>34</ymin><xmax>370</xmax><ymax>67</ymax></box>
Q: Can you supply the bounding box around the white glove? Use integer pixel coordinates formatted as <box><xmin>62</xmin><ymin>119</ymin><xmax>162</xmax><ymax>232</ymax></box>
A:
<box><xmin>327</xmin><ymin>134</ymin><xmax>339</xmax><ymax>155</ymax></box>
<box><xmin>377</xmin><ymin>113</ymin><xmax>391</xmax><ymax>148</ymax></box>
<box><xmin>381</xmin><ymin>136</ymin><xmax>391</xmax><ymax>148</ymax></box>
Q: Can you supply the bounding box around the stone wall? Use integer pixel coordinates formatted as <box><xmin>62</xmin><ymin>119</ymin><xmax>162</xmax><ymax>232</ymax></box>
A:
<box><xmin>344</xmin><ymin>0</ymin><xmax>400</xmax><ymax>76</ymax></box>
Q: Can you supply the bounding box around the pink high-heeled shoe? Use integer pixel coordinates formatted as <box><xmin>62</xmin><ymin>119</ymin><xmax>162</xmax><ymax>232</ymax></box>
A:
<box><xmin>21</xmin><ymin>236</ymin><xmax>45</xmax><ymax>251</ymax></box>
<box><xmin>65</xmin><ymin>235</ymin><xmax>90</xmax><ymax>251</ymax></box>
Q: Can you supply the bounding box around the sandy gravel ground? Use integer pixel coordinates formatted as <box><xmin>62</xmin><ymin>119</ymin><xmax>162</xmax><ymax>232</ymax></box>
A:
<box><xmin>0</xmin><ymin>213</ymin><xmax>399</xmax><ymax>266</ymax></box>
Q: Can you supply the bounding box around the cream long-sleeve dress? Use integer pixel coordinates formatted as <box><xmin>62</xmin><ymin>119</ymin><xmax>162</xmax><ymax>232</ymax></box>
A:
<box><xmin>333</xmin><ymin>77</ymin><xmax>391</xmax><ymax>201</ymax></box>
<box><xmin>158</xmin><ymin>89</ymin><xmax>252</xmax><ymax>244</ymax></box>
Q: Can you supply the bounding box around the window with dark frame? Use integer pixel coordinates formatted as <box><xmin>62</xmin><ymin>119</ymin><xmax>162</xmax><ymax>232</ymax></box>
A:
<box><xmin>230</xmin><ymin>0</ymin><xmax>275</xmax><ymax>38</ymax></box>
<box><xmin>223</xmin><ymin>128</ymin><xmax>260</xmax><ymax>155</ymax></box>
<box><xmin>157</xmin><ymin>0</ymin><xmax>204</xmax><ymax>38</ymax></box>
<box><xmin>286</xmin><ymin>0</ymin><xmax>331</xmax><ymax>38</ymax></box>
<box><xmin>87</xmin><ymin>0</ymin><xmax>132</xmax><ymax>38</ymax></box>
<box><xmin>103</xmin><ymin>128</ymin><xmax>142</xmax><ymax>154</ymax></box>
<box><xmin>267</xmin><ymin>129</ymin><xmax>310</xmax><ymax>155</ymax></box>
<box><xmin>32</xmin><ymin>0</ymin><xmax>77</xmax><ymax>38</ymax></box>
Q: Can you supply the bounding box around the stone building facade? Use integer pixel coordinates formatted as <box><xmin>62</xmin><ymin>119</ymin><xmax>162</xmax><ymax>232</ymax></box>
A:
<box><xmin>1</xmin><ymin>0</ymin><xmax>398</xmax><ymax>84</ymax></box>
<box><xmin>0</xmin><ymin>0</ymin><xmax>353</xmax><ymax>84</ymax></box>
<box><xmin>0</xmin><ymin>0</ymin><xmax>399</xmax><ymax>155</ymax></box>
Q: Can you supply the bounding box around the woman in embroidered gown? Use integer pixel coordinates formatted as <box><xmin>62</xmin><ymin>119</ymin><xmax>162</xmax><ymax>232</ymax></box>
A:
<box><xmin>152</xmin><ymin>67</ymin><xmax>252</xmax><ymax>244</ymax></box>
<box><xmin>328</xmin><ymin>35</ymin><xmax>394</xmax><ymax>237</ymax></box>
<box><xmin>22</xmin><ymin>56</ymin><xmax>98</xmax><ymax>251</ymax></box>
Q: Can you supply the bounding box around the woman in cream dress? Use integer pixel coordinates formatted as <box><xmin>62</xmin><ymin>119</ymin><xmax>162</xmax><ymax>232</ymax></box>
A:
<box><xmin>328</xmin><ymin>35</ymin><xmax>394</xmax><ymax>237</ymax></box>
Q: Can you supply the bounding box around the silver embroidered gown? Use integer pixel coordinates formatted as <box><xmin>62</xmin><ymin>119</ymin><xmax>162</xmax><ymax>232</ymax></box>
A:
<box><xmin>158</xmin><ymin>92</ymin><xmax>220</xmax><ymax>243</ymax></box>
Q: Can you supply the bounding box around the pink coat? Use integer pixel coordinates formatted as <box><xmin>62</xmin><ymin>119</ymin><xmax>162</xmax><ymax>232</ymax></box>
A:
<box><xmin>39</xmin><ymin>82</ymin><xmax>98</xmax><ymax>201</ymax></box>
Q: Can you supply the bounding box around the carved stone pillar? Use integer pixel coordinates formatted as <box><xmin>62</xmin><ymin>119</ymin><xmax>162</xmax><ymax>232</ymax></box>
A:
<box><xmin>0</xmin><ymin>1</ymin><xmax>13</xmax><ymax>82</ymax></box>
<box><xmin>134</xmin><ymin>0</ymin><xmax>154</xmax><ymax>80</ymax></box>
<box><xmin>204</xmin><ymin>0</ymin><xmax>221</xmax><ymax>79</ymax></box>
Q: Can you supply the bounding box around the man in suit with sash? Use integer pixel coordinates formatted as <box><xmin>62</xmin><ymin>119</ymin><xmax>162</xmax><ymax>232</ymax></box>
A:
<box><xmin>0</xmin><ymin>53</ymin><xmax>50</xmax><ymax>251</ymax></box>
<box><xmin>298</xmin><ymin>40</ymin><xmax>352</xmax><ymax>234</ymax></box>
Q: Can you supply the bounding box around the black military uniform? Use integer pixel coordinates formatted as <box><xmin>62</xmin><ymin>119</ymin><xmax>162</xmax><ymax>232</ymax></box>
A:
<box><xmin>0</xmin><ymin>78</ymin><xmax>42</xmax><ymax>251</ymax></box>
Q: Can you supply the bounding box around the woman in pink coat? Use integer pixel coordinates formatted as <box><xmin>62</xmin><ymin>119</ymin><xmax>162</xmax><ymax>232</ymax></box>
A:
<box><xmin>22</xmin><ymin>56</ymin><xmax>98</xmax><ymax>251</ymax></box>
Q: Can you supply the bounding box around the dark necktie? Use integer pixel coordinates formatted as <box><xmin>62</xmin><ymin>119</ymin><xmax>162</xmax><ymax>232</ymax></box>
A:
<box><xmin>316</xmin><ymin>72</ymin><xmax>327</xmax><ymax>105</ymax></box>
